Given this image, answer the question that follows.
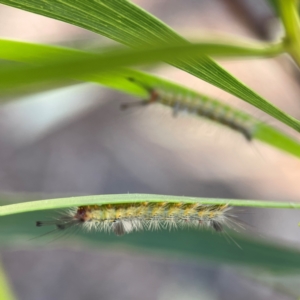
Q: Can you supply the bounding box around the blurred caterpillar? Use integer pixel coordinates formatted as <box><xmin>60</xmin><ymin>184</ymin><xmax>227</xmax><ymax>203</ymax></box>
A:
<box><xmin>36</xmin><ymin>202</ymin><xmax>232</xmax><ymax>236</ymax></box>
<box><xmin>121</xmin><ymin>77</ymin><xmax>256</xmax><ymax>141</ymax></box>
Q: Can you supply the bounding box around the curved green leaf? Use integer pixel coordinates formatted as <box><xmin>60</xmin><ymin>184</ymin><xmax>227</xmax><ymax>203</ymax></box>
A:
<box><xmin>0</xmin><ymin>0</ymin><xmax>299</xmax><ymax>132</ymax></box>
<box><xmin>0</xmin><ymin>260</ymin><xmax>15</xmax><ymax>300</ymax></box>
<box><xmin>1</xmin><ymin>39</ymin><xmax>300</xmax><ymax>158</ymax></box>
<box><xmin>1</xmin><ymin>194</ymin><xmax>300</xmax><ymax>216</ymax></box>
<box><xmin>0</xmin><ymin>41</ymin><xmax>284</xmax><ymax>93</ymax></box>
<box><xmin>1</xmin><ymin>196</ymin><xmax>300</xmax><ymax>272</ymax></box>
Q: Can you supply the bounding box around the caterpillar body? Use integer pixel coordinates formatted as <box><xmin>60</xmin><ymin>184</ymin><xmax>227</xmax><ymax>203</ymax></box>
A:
<box><xmin>121</xmin><ymin>78</ymin><xmax>257</xmax><ymax>141</ymax></box>
<box><xmin>36</xmin><ymin>202</ymin><xmax>231</xmax><ymax>236</ymax></box>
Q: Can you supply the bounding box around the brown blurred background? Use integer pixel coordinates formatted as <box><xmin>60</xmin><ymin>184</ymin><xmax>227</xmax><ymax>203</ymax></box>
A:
<box><xmin>0</xmin><ymin>0</ymin><xmax>300</xmax><ymax>299</ymax></box>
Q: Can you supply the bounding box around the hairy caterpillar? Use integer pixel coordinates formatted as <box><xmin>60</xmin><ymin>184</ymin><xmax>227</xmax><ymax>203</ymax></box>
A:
<box><xmin>36</xmin><ymin>202</ymin><xmax>232</xmax><ymax>236</ymax></box>
<box><xmin>121</xmin><ymin>78</ymin><xmax>256</xmax><ymax>141</ymax></box>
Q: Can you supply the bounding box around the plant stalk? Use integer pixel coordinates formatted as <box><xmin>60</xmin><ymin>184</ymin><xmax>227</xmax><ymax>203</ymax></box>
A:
<box><xmin>278</xmin><ymin>0</ymin><xmax>300</xmax><ymax>67</ymax></box>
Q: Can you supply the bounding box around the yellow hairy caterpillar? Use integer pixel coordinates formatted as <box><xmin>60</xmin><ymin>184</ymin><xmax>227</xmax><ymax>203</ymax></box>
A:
<box><xmin>36</xmin><ymin>202</ymin><xmax>231</xmax><ymax>236</ymax></box>
<box><xmin>121</xmin><ymin>77</ymin><xmax>256</xmax><ymax>141</ymax></box>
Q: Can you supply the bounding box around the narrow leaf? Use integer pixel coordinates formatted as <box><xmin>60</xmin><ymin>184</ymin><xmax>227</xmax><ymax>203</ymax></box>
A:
<box><xmin>1</xmin><ymin>194</ymin><xmax>300</xmax><ymax>216</ymax></box>
<box><xmin>0</xmin><ymin>41</ymin><xmax>284</xmax><ymax>93</ymax></box>
<box><xmin>1</xmin><ymin>196</ymin><xmax>300</xmax><ymax>272</ymax></box>
<box><xmin>0</xmin><ymin>260</ymin><xmax>15</xmax><ymax>300</ymax></box>
<box><xmin>1</xmin><ymin>39</ymin><xmax>300</xmax><ymax>158</ymax></box>
<box><xmin>0</xmin><ymin>0</ymin><xmax>299</xmax><ymax>132</ymax></box>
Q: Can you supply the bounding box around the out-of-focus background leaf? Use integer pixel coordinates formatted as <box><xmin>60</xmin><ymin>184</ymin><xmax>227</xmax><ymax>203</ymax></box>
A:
<box><xmin>0</xmin><ymin>259</ymin><xmax>15</xmax><ymax>300</ymax></box>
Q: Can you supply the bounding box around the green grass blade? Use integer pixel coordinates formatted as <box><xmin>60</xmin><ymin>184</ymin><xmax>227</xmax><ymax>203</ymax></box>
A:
<box><xmin>1</xmin><ymin>39</ymin><xmax>300</xmax><ymax>158</ymax></box>
<box><xmin>0</xmin><ymin>41</ymin><xmax>286</xmax><ymax>93</ymax></box>
<box><xmin>0</xmin><ymin>260</ymin><xmax>15</xmax><ymax>300</ymax></box>
<box><xmin>0</xmin><ymin>1</ymin><xmax>299</xmax><ymax>132</ymax></box>
<box><xmin>277</xmin><ymin>0</ymin><xmax>300</xmax><ymax>67</ymax></box>
<box><xmin>0</xmin><ymin>38</ymin><xmax>283</xmax><ymax>60</ymax></box>
<box><xmin>1</xmin><ymin>194</ymin><xmax>300</xmax><ymax>216</ymax></box>
<box><xmin>255</xmin><ymin>123</ymin><xmax>300</xmax><ymax>158</ymax></box>
<box><xmin>1</xmin><ymin>196</ymin><xmax>300</xmax><ymax>271</ymax></box>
